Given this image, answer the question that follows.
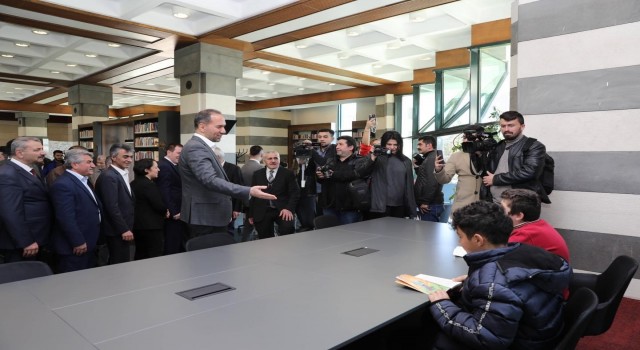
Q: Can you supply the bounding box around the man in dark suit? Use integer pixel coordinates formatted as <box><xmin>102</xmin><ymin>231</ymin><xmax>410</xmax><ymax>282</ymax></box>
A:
<box><xmin>179</xmin><ymin>109</ymin><xmax>275</xmax><ymax>238</ymax></box>
<box><xmin>240</xmin><ymin>145</ymin><xmax>263</xmax><ymax>241</ymax></box>
<box><xmin>249</xmin><ymin>151</ymin><xmax>300</xmax><ymax>239</ymax></box>
<box><xmin>51</xmin><ymin>149</ymin><xmax>102</xmax><ymax>272</ymax></box>
<box><xmin>157</xmin><ymin>143</ymin><xmax>185</xmax><ymax>254</ymax></box>
<box><xmin>95</xmin><ymin>143</ymin><xmax>135</xmax><ymax>264</ymax></box>
<box><xmin>212</xmin><ymin>146</ymin><xmax>245</xmax><ymax>238</ymax></box>
<box><xmin>0</xmin><ymin>137</ymin><xmax>52</xmax><ymax>263</ymax></box>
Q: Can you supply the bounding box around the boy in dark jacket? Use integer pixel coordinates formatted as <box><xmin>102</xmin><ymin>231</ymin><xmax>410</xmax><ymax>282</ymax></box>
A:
<box><xmin>427</xmin><ymin>200</ymin><xmax>571</xmax><ymax>349</ymax></box>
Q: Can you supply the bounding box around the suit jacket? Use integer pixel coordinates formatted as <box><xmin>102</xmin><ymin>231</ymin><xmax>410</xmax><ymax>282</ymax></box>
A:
<box><xmin>179</xmin><ymin>135</ymin><xmax>250</xmax><ymax>227</ymax></box>
<box><xmin>131</xmin><ymin>176</ymin><xmax>166</xmax><ymax>231</ymax></box>
<box><xmin>241</xmin><ymin>159</ymin><xmax>263</xmax><ymax>186</ymax></box>
<box><xmin>248</xmin><ymin>167</ymin><xmax>300</xmax><ymax>222</ymax></box>
<box><xmin>223</xmin><ymin>162</ymin><xmax>245</xmax><ymax>213</ymax></box>
<box><xmin>0</xmin><ymin>161</ymin><xmax>52</xmax><ymax>249</ymax></box>
<box><xmin>95</xmin><ymin>166</ymin><xmax>135</xmax><ymax>237</ymax></box>
<box><xmin>50</xmin><ymin>171</ymin><xmax>102</xmax><ymax>255</ymax></box>
<box><xmin>157</xmin><ymin>157</ymin><xmax>181</xmax><ymax>216</ymax></box>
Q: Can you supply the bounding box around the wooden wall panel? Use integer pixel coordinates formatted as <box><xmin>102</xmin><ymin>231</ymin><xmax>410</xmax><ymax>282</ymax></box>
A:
<box><xmin>472</xmin><ymin>19</ymin><xmax>511</xmax><ymax>46</ymax></box>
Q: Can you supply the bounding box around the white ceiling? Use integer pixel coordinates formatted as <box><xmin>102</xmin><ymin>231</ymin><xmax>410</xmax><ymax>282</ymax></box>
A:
<box><xmin>0</xmin><ymin>0</ymin><xmax>513</xmax><ymax>111</ymax></box>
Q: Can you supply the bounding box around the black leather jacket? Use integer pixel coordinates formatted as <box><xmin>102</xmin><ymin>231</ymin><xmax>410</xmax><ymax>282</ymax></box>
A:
<box><xmin>487</xmin><ymin>136</ymin><xmax>550</xmax><ymax>203</ymax></box>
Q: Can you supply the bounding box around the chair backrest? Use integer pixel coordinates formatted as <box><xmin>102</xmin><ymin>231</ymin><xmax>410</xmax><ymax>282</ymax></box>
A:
<box><xmin>185</xmin><ymin>233</ymin><xmax>236</xmax><ymax>252</ymax></box>
<box><xmin>0</xmin><ymin>261</ymin><xmax>53</xmax><ymax>284</ymax></box>
<box><xmin>587</xmin><ymin>255</ymin><xmax>639</xmax><ymax>335</ymax></box>
<box><xmin>553</xmin><ymin>287</ymin><xmax>598</xmax><ymax>350</ymax></box>
<box><xmin>314</xmin><ymin>214</ymin><xmax>340</xmax><ymax>230</ymax></box>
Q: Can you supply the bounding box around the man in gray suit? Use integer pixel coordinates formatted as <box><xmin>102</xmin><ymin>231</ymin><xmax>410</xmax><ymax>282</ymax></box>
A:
<box><xmin>180</xmin><ymin>109</ymin><xmax>276</xmax><ymax>238</ymax></box>
<box><xmin>240</xmin><ymin>145</ymin><xmax>263</xmax><ymax>241</ymax></box>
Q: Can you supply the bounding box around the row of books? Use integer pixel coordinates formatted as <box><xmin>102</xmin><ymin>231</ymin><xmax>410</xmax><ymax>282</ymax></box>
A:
<box><xmin>79</xmin><ymin>141</ymin><xmax>94</xmax><ymax>150</ymax></box>
<box><xmin>134</xmin><ymin>122</ymin><xmax>159</xmax><ymax>134</ymax></box>
<box><xmin>134</xmin><ymin>137</ymin><xmax>159</xmax><ymax>147</ymax></box>
<box><xmin>292</xmin><ymin>133</ymin><xmax>318</xmax><ymax>140</ymax></box>
<box><xmin>79</xmin><ymin>129</ymin><xmax>94</xmax><ymax>138</ymax></box>
<box><xmin>134</xmin><ymin>150</ymin><xmax>159</xmax><ymax>161</ymax></box>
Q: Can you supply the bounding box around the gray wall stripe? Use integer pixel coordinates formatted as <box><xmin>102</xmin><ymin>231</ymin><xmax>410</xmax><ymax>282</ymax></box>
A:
<box><xmin>236</xmin><ymin>136</ymin><xmax>288</xmax><ymax>147</ymax></box>
<box><xmin>518</xmin><ymin>64</ymin><xmax>640</xmax><ymax>115</ymax></box>
<box><xmin>518</xmin><ymin>0</ymin><xmax>640</xmax><ymax>42</ymax></box>
<box><xmin>560</xmin><ymin>228</ymin><xmax>640</xmax><ymax>278</ymax></box>
<box><xmin>550</xmin><ymin>151</ymin><xmax>640</xmax><ymax>194</ymax></box>
<box><xmin>510</xmin><ymin>21</ymin><xmax>518</xmax><ymax>55</ymax></box>
<box><xmin>236</xmin><ymin>117</ymin><xmax>291</xmax><ymax>128</ymax></box>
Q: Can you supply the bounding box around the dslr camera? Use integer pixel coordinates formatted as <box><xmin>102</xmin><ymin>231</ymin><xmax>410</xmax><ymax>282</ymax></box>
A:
<box><xmin>461</xmin><ymin>128</ymin><xmax>498</xmax><ymax>153</ymax></box>
<box><xmin>373</xmin><ymin>146</ymin><xmax>391</xmax><ymax>156</ymax></box>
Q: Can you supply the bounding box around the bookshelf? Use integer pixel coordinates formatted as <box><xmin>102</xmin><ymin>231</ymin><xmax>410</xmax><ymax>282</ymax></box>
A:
<box><xmin>287</xmin><ymin>122</ymin><xmax>334</xmax><ymax>168</ymax></box>
<box><xmin>77</xmin><ymin>123</ymin><xmax>95</xmax><ymax>151</ymax></box>
<box><xmin>352</xmin><ymin>120</ymin><xmax>369</xmax><ymax>141</ymax></box>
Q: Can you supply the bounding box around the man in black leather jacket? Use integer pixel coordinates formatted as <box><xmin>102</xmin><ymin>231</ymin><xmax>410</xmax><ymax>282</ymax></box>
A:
<box><xmin>482</xmin><ymin>111</ymin><xmax>550</xmax><ymax>204</ymax></box>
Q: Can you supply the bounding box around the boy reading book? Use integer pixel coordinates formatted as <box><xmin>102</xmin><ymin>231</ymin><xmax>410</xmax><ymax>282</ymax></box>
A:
<box><xmin>427</xmin><ymin>200</ymin><xmax>571</xmax><ymax>349</ymax></box>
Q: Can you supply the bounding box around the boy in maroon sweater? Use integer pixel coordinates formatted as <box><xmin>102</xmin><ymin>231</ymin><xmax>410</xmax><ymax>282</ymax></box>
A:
<box><xmin>500</xmin><ymin>189</ymin><xmax>570</xmax><ymax>262</ymax></box>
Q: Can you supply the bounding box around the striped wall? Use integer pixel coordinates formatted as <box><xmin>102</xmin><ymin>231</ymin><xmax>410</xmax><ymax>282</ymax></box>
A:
<box><xmin>236</xmin><ymin>110</ymin><xmax>291</xmax><ymax>165</ymax></box>
<box><xmin>513</xmin><ymin>0</ymin><xmax>640</xmax><ymax>298</ymax></box>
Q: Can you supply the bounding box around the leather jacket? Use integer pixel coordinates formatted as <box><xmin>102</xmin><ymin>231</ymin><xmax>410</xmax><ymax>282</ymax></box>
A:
<box><xmin>487</xmin><ymin>136</ymin><xmax>550</xmax><ymax>203</ymax></box>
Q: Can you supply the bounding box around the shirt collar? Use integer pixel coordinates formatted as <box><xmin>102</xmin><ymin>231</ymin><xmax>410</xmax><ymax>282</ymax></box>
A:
<box><xmin>193</xmin><ymin>133</ymin><xmax>216</xmax><ymax>149</ymax></box>
<box><xmin>111</xmin><ymin>164</ymin><xmax>128</xmax><ymax>176</ymax></box>
<box><xmin>10</xmin><ymin>158</ymin><xmax>34</xmax><ymax>173</ymax></box>
<box><xmin>164</xmin><ymin>156</ymin><xmax>176</xmax><ymax>165</ymax></box>
<box><xmin>66</xmin><ymin>169</ymin><xmax>88</xmax><ymax>182</ymax></box>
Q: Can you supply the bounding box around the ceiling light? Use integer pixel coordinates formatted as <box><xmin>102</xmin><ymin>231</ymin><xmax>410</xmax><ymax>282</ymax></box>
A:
<box><xmin>242</xmin><ymin>87</ymin><xmax>249</xmax><ymax>91</ymax></box>
<box><xmin>298</xmin><ymin>77</ymin><xmax>306</xmax><ymax>81</ymax></box>
<box><xmin>1</xmin><ymin>54</ymin><xmax>14</xmax><ymax>58</ymax></box>
<box><xmin>372</xmin><ymin>63</ymin><xmax>383</xmax><ymax>69</ymax></box>
<box><xmin>85</xmin><ymin>53</ymin><xmax>98</xmax><ymax>58</ymax></box>
<box><xmin>419</xmin><ymin>55</ymin><xmax>433</xmax><ymax>61</ymax></box>
<box><xmin>294</xmin><ymin>41</ymin><xmax>308</xmax><ymax>49</ymax></box>
<box><xmin>14</xmin><ymin>87</ymin><xmax>23</xmax><ymax>90</ymax></box>
<box><xmin>298</xmin><ymin>87</ymin><xmax>305</xmax><ymax>91</ymax></box>
<box><xmin>50</xmin><ymin>71</ymin><xmax>60</xmax><ymax>74</ymax></box>
<box><xmin>267</xmin><ymin>82</ymin><xmax>276</xmax><ymax>86</ymax></box>
<box><xmin>66</xmin><ymin>63</ymin><xmax>77</xmax><ymax>67</ymax></box>
<box><xmin>409</xmin><ymin>12</ymin><xmax>425</xmax><ymax>23</ymax></box>
<box><xmin>173</xmin><ymin>6</ymin><xmax>190</xmax><ymax>19</ymax></box>
<box><xmin>166</xmin><ymin>77</ymin><xmax>176</xmax><ymax>81</ymax></box>
<box><xmin>5</xmin><ymin>91</ymin><xmax>14</xmax><ymax>94</ymax></box>
<box><xmin>387</xmin><ymin>41</ymin><xmax>402</xmax><ymax>50</ymax></box>
<box><xmin>328</xmin><ymin>83</ymin><xmax>336</xmax><ymax>86</ymax></box>
<box><xmin>32</xmin><ymin>29</ymin><xmax>48</xmax><ymax>35</ymax></box>
<box><xmin>15</xmin><ymin>42</ymin><xmax>30</xmax><ymax>47</ymax></box>
<box><xmin>107</xmin><ymin>43</ymin><xmax>121</xmax><ymax>48</ymax></box>
<box><xmin>346</xmin><ymin>26</ymin><xmax>361</xmax><ymax>37</ymax></box>
<box><xmin>272</xmin><ymin>91</ymin><xmax>278</xmax><ymax>95</ymax></box>
<box><xmin>261</xmin><ymin>70</ymin><xmax>271</xmax><ymax>75</ymax></box>
<box><xmin>337</xmin><ymin>52</ymin><xmax>350</xmax><ymax>60</ymax></box>
<box><xmin>145</xmin><ymin>83</ymin><xmax>155</xmax><ymax>86</ymax></box>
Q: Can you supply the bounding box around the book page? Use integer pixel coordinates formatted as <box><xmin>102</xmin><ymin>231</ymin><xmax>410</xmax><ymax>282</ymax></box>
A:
<box><xmin>395</xmin><ymin>274</ymin><xmax>460</xmax><ymax>295</ymax></box>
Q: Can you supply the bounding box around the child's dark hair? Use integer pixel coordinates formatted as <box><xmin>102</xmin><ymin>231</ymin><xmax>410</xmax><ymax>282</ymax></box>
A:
<box><xmin>451</xmin><ymin>201</ymin><xmax>513</xmax><ymax>245</ymax></box>
<box><xmin>500</xmin><ymin>189</ymin><xmax>541</xmax><ymax>222</ymax></box>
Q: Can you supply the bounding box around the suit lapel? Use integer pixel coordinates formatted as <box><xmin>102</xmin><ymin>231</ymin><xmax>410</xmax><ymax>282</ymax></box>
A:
<box><xmin>68</xmin><ymin>172</ymin><xmax>99</xmax><ymax>206</ymax></box>
<box><xmin>191</xmin><ymin>136</ymin><xmax>229</xmax><ymax>181</ymax></box>
<box><xmin>11</xmin><ymin>162</ymin><xmax>46</xmax><ymax>190</ymax></box>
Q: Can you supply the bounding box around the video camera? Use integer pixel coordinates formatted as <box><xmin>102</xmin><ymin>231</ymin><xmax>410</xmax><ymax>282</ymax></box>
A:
<box><xmin>293</xmin><ymin>141</ymin><xmax>320</xmax><ymax>160</ymax></box>
<box><xmin>461</xmin><ymin>128</ymin><xmax>498</xmax><ymax>154</ymax></box>
<box><xmin>373</xmin><ymin>146</ymin><xmax>391</xmax><ymax>156</ymax></box>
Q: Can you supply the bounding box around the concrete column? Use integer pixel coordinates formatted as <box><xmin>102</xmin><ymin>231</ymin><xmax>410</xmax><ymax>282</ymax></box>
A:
<box><xmin>174</xmin><ymin>43</ymin><xmax>243</xmax><ymax>162</ymax></box>
<box><xmin>374</xmin><ymin>94</ymin><xmax>395</xmax><ymax>135</ymax></box>
<box><xmin>68</xmin><ymin>84</ymin><xmax>112</xmax><ymax>140</ymax></box>
<box><xmin>16</xmin><ymin>112</ymin><xmax>48</xmax><ymax>138</ymax></box>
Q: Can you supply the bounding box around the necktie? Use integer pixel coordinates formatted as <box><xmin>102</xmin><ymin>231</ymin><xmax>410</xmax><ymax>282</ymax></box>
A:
<box><xmin>30</xmin><ymin>169</ymin><xmax>37</xmax><ymax>176</ymax></box>
<box><xmin>268</xmin><ymin>170</ymin><xmax>275</xmax><ymax>208</ymax></box>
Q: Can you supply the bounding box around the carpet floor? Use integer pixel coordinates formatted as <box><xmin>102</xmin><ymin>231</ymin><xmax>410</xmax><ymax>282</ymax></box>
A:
<box><xmin>577</xmin><ymin>297</ymin><xmax>640</xmax><ymax>349</ymax></box>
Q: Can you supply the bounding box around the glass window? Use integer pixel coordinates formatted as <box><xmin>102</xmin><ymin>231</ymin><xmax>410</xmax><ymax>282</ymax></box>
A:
<box><xmin>338</xmin><ymin>103</ymin><xmax>356</xmax><ymax>136</ymax></box>
<box><xmin>479</xmin><ymin>44</ymin><xmax>510</xmax><ymax>122</ymax></box>
<box><xmin>399</xmin><ymin>94</ymin><xmax>413</xmax><ymax>138</ymax></box>
<box><xmin>417</xmin><ymin>84</ymin><xmax>435</xmax><ymax>133</ymax></box>
<box><xmin>442</xmin><ymin>67</ymin><xmax>470</xmax><ymax>128</ymax></box>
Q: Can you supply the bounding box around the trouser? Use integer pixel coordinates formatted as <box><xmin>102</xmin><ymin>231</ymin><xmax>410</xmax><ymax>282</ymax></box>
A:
<box><xmin>254</xmin><ymin>208</ymin><xmax>295</xmax><ymax>239</ymax></box>
<box><xmin>418</xmin><ymin>204</ymin><xmax>444</xmax><ymax>222</ymax></box>
<box><xmin>106</xmin><ymin>235</ymin><xmax>135</xmax><ymax>265</ymax></box>
<box><xmin>164</xmin><ymin>219</ymin><xmax>186</xmax><ymax>255</ymax></box>
<box><xmin>323</xmin><ymin>208</ymin><xmax>361</xmax><ymax>225</ymax></box>
<box><xmin>57</xmin><ymin>252</ymin><xmax>95</xmax><ymax>273</ymax></box>
<box><xmin>296</xmin><ymin>194</ymin><xmax>317</xmax><ymax>230</ymax></box>
<box><xmin>134</xmin><ymin>229</ymin><xmax>164</xmax><ymax>260</ymax></box>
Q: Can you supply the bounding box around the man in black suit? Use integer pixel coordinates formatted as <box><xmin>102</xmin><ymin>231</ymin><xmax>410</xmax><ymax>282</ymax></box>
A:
<box><xmin>240</xmin><ymin>145</ymin><xmax>263</xmax><ymax>241</ymax></box>
<box><xmin>248</xmin><ymin>151</ymin><xmax>300</xmax><ymax>239</ymax></box>
<box><xmin>51</xmin><ymin>149</ymin><xmax>102</xmax><ymax>272</ymax></box>
<box><xmin>0</xmin><ymin>137</ymin><xmax>52</xmax><ymax>263</ymax></box>
<box><xmin>95</xmin><ymin>143</ymin><xmax>135</xmax><ymax>264</ymax></box>
<box><xmin>212</xmin><ymin>146</ymin><xmax>245</xmax><ymax>228</ymax></box>
<box><xmin>157</xmin><ymin>143</ymin><xmax>185</xmax><ymax>254</ymax></box>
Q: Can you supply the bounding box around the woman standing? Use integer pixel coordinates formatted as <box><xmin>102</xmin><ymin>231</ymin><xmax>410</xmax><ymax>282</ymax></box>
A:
<box><xmin>357</xmin><ymin>131</ymin><xmax>416</xmax><ymax>219</ymax></box>
<box><xmin>131</xmin><ymin>158</ymin><xmax>168</xmax><ymax>259</ymax></box>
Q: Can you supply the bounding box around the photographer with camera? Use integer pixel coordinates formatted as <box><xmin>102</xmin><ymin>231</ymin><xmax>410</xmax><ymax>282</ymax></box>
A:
<box><xmin>293</xmin><ymin>140</ymin><xmax>318</xmax><ymax>232</ymax></box>
<box><xmin>316</xmin><ymin>136</ymin><xmax>364</xmax><ymax>224</ymax></box>
<box><xmin>414</xmin><ymin>136</ymin><xmax>444</xmax><ymax>222</ymax></box>
<box><xmin>356</xmin><ymin>130</ymin><xmax>416</xmax><ymax>219</ymax></box>
<box><xmin>482</xmin><ymin>111</ymin><xmax>550</xmax><ymax>204</ymax></box>
<box><xmin>310</xmin><ymin>129</ymin><xmax>337</xmax><ymax>214</ymax></box>
<box><xmin>434</xmin><ymin>125</ymin><xmax>490</xmax><ymax>216</ymax></box>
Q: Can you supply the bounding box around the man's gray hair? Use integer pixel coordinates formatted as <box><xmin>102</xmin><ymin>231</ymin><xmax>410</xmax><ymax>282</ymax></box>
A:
<box><xmin>211</xmin><ymin>146</ymin><xmax>225</xmax><ymax>162</ymax></box>
<box><xmin>64</xmin><ymin>149</ymin><xmax>94</xmax><ymax>169</ymax></box>
<box><xmin>108</xmin><ymin>143</ymin><xmax>133</xmax><ymax>159</ymax></box>
<box><xmin>194</xmin><ymin>109</ymin><xmax>222</xmax><ymax>128</ymax></box>
<box><xmin>10</xmin><ymin>136</ymin><xmax>42</xmax><ymax>156</ymax></box>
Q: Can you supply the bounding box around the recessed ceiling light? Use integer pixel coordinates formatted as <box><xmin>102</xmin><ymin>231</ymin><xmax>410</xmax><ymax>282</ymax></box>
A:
<box><xmin>242</xmin><ymin>87</ymin><xmax>249</xmax><ymax>91</ymax></box>
<box><xmin>267</xmin><ymin>82</ymin><xmax>276</xmax><ymax>86</ymax></box>
<box><xmin>14</xmin><ymin>87</ymin><xmax>23</xmax><ymax>90</ymax></box>
<box><xmin>107</xmin><ymin>43</ymin><xmax>121</xmax><ymax>48</ymax></box>
<box><xmin>298</xmin><ymin>77</ymin><xmax>306</xmax><ymax>81</ymax></box>
<box><xmin>328</xmin><ymin>83</ymin><xmax>336</xmax><ymax>86</ymax></box>
<box><xmin>50</xmin><ymin>71</ymin><xmax>60</xmax><ymax>74</ymax></box>
<box><xmin>346</xmin><ymin>26</ymin><xmax>361</xmax><ymax>37</ymax></box>
<box><xmin>294</xmin><ymin>41</ymin><xmax>308</xmax><ymax>49</ymax></box>
<box><xmin>373</xmin><ymin>63</ymin><xmax>383</xmax><ymax>68</ymax></box>
<box><xmin>172</xmin><ymin>6</ymin><xmax>190</xmax><ymax>19</ymax></box>
<box><xmin>272</xmin><ymin>91</ymin><xmax>278</xmax><ymax>95</ymax></box>
<box><xmin>261</xmin><ymin>71</ymin><xmax>271</xmax><ymax>75</ymax></box>
<box><xmin>145</xmin><ymin>83</ymin><xmax>155</xmax><ymax>86</ymax></box>
<box><xmin>419</xmin><ymin>55</ymin><xmax>432</xmax><ymax>61</ymax></box>
<box><xmin>337</xmin><ymin>52</ymin><xmax>350</xmax><ymax>60</ymax></box>
<box><xmin>32</xmin><ymin>29</ymin><xmax>48</xmax><ymax>35</ymax></box>
<box><xmin>1</xmin><ymin>54</ymin><xmax>14</xmax><ymax>58</ymax></box>
<box><xmin>409</xmin><ymin>12</ymin><xmax>425</xmax><ymax>23</ymax></box>
<box><xmin>85</xmin><ymin>53</ymin><xmax>98</xmax><ymax>58</ymax></box>
<box><xmin>66</xmin><ymin>63</ymin><xmax>77</xmax><ymax>67</ymax></box>
<box><xmin>5</xmin><ymin>91</ymin><xmax>14</xmax><ymax>94</ymax></box>
<box><xmin>166</xmin><ymin>77</ymin><xmax>176</xmax><ymax>81</ymax></box>
<box><xmin>387</xmin><ymin>41</ymin><xmax>402</xmax><ymax>50</ymax></box>
<box><xmin>298</xmin><ymin>87</ymin><xmax>305</xmax><ymax>91</ymax></box>
<box><xmin>15</xmin><ymin>42</ymin><xmax>30</xmax><ymax>47</ymax></box>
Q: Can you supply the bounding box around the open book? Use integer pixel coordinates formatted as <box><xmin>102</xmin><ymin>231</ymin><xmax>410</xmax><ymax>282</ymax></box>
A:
<box><xmin>395</xmin><ymin>274</ymin><xmax>461</xmax><ymax>295</ymax></box>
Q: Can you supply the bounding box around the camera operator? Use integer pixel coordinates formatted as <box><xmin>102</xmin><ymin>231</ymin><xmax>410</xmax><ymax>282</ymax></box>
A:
<box><xmin>293</xmin><ymin>140</ymin><xmax>317</xmax><ymax>231</ymax></box>
<box><xmin>482</xmin><ymin>111</ymin><xmax>550</xmax><ymax>204</ymax></box>
<box><xmin>316</xmin><ymin>136</ymin><xmax>364</xmax><ymax>225</ymax></box>
<box><xmin>414</xmin><ymin>136</ymin><xmax>444</xmax><ymax>222</ymax></box>
<box><xmin>310</xmin><ymin>128</ymin><xmax>336</xmax><ymax>213</ymax></box>
<box><xmin>434</xmin><ymin>125</ymin><xmax>489</xmax><ymax>216</ymax></box>
<box><xmin>356</xmin><ymin>130</ymin><xmax>416</xmax><ymax>219</ymax></box>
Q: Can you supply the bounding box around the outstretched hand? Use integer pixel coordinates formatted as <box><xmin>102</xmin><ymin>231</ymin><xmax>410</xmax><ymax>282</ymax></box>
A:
<box><xmin>250</xmin><ymin>185</ymin><xmax>277</xmax><ymax>200</ymax></box>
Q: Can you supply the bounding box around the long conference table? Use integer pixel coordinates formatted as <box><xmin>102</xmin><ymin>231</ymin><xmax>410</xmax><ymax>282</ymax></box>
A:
<box><xmin>0</xmin><ymin>218</ymin><xmax>468</xmax><ymax>350</ymax></box>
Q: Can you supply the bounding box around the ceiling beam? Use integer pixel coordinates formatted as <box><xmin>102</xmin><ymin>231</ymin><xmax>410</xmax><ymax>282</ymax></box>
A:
<box><xmin>20</xmin><ymin>87</ymin><xmax>67</xmax><ymax>104</ymax></box>
<box><xmin>111</xmin><ymin>105</ymin><xmax>179</xmax><ymax>118</ymax></box>
<box><xmin>0</xmin><ymin>100</ymin><xmax>71</xmax><ymax>114</ymax></box>
<box><xmin>243</xmin><ymin>62</ymin><xmax>368</xmax><ymax>88</ymax></box>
